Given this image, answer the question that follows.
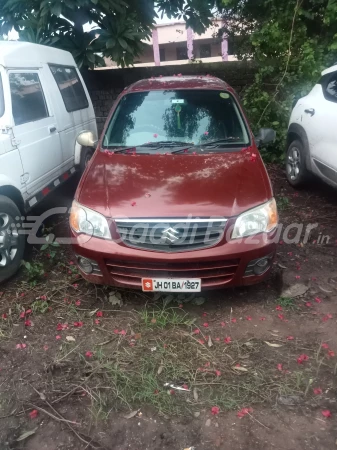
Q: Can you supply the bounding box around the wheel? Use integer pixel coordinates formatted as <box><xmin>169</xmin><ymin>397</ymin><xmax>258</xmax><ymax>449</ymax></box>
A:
<box><xmin>79</xmin><ymin>147</ymin><xmax>94</xmax><ymax>173</ymax></box>
<box><xmin>285</xmin><ymin>139</ymin><xmax>311</xmax><ymax>187</ymax></box>
<box><xmin>0</xmin><ymin>195</ymin><xmax>25</xmax><ymax>283</ymax></box>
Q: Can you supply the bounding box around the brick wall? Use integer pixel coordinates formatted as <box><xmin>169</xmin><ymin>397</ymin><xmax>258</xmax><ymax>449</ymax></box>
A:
<box><xmin>81</xmin><ymin>61</ymin><xmax>258</xmax><ymax>134</ymax></box>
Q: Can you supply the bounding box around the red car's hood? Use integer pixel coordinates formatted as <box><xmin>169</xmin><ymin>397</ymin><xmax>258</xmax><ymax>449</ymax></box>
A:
<box><xmin>77</xmin><ymin>148</ymin><xmax>272</xmax><ymax>219</ymax></box>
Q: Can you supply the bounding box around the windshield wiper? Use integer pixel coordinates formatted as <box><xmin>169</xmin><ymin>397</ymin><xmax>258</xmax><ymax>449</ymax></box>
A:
<box><xmin>197</xmin><ymin>137</ymin><xmax>242</xmax><ymax>148</ymax></box>
<box><xmin>138</xmin><ymin>141</ymin><xmax>193</xmax><ymax>148</ymax></box>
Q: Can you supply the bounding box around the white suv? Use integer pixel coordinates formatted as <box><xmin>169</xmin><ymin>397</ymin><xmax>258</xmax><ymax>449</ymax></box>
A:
<box><xmin>286</xmin><ymin>64</ymin><xmax>337</xmax><ymax>188</ymax></box>
<box><xmin>0</xmin><ymin>42</ymin><xmax>97</xmax><ymax>283</ymax></box>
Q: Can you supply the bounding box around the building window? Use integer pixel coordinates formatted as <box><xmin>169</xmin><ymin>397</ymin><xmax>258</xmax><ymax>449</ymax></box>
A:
<box><xmin>176</xmin><ymin>47</ymin><xmax>188</xmax><ymax>60</ymax></box>
<box><xmin>200</xmin><ymin>44</ymin><xmax>211</xmax><ymax>58</ymax></box>
<box><xmin>159</xmin><ymin>48</ymin><xmax>166</xmax><ymax>62</ymax></box>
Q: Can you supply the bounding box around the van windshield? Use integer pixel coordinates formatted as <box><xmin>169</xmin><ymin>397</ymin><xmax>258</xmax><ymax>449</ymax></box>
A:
<box><xmin>103</xmin><ymin>90</ymin><xmax>250</xmax><ymax>149</ymax></box>
<box><xmin>0</xmin><ymin>74</ymin><xmax>4</xmax><ymax>118</ymax></box>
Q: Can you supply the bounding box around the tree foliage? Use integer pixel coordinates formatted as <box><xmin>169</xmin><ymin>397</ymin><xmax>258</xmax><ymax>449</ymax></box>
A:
<box><xmin>220</xmin><ymin>0</ymin><xmax>337</xmax><ymax>161</ymax></box>
<box><xmin>0</xmin><ymin>0</ymin><xmax>223</xmax><ymax>68</ymax></box>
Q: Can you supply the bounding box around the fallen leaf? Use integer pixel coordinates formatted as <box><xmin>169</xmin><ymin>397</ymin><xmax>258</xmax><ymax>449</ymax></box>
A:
<box><xmin>16</xmin><ymin>428</ymin><xmax>38</xmax><ymax>442</ymax></box>
<box><xmin>264</xmin><ymin>341</ymin><xmax>283</xmax><ymax>348</ymax></box>
<box><xmin>208</xmin><ymin>336</ymin><xmax>213</xmax><ymax>347</ymax></box>
<box><xmin>193</xmin><ymin>388</ymin><xmax>198</xmax><ymax>401</ymax></box>
<box><xmin>109</xmin><ymin>293</ymin><xmax>123</xmax><ymax>306</ymax></box>
<box><xmin>282</xmin><ymin>284</ymin><xmax>308</xmax><ymax>298</ymax></box>
<box><xmin>233</xmin><ymin>366</ymin><xmax>248</xmax><ymax>372</ymax></box>
<box><xmin>157</xmin><ymin>362</ymin><xmax>164</xmax><ymax>375</ymax></box>
<box><xmin>66</xmin><ymin>336</ymin><xmax>75</xmax><ymax>342</ymax></box>
<box><xmin>205</xmin><ymin>418</ymin><xmax>211</xmax><ymax>427</ymax></box>
<box><xmin>124</xmin><ymin>410</ymin><xmax>139</xmax><ymax>419</ymax></box>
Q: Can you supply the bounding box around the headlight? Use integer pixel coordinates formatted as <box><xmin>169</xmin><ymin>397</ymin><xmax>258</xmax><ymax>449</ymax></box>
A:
<box><xmin>70</xmin><ymin>201</ymin><xmax>111</xmax><ymax>239</ymax></box>
<box><xmin>232</xmin><ymin>198</ymin><xmax>278</xmax><ymax>239</ymax></box>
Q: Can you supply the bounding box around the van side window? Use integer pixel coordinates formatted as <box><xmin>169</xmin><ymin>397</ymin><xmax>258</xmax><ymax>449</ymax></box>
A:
<box><xmin>9</xmin><ymin>73</ymin><xmax>48</xmax><ymax>126</ymax></box>
<box><xmin>49</xmin><ymin>65</ymin><xmax>89</xmax><ymax>112</ymax></box>
<box><xmin>321</xmin><ymin>72</ymin><xmax>337</xmax><ymax>103</ymax></box>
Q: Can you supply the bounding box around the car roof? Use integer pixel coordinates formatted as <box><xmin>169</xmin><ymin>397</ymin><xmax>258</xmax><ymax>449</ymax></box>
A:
<box><xmin>0</xmin><ymin>41</ymin><xmax>76</xmax><ymax>69</ymax></box>
<box><xmin>125</xmin><ymin>75</ymin><xmax>232</xmax><ymax>93</ymax></box>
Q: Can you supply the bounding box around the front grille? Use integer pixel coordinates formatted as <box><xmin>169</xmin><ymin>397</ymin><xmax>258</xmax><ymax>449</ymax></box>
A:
<box><xmin>114</xmin><ymin>218</ymin><xmax>228</xmax><ymax>253</ymax></box>
<box><xmin>106</xmin><ymin>258</ymin><xmax>239</xmax><ymax>288</ymax></box>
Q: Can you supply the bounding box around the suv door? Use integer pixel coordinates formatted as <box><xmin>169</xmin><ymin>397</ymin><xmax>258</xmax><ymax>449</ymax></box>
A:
<box><xmin>302</xmin><ymin>72</ymin><xmax>337</xmax><ymax>182</ymax></box>
<box><xmin>9</xmin><ymin>70</ymin><xmax>62</xmax><ymax>200</ymax></box>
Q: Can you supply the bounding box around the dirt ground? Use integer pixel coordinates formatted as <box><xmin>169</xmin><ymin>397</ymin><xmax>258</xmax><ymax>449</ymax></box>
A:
<box><xmin>0</xmin><ymin>165</ymin><xmax>337</xmax><ymax>450</ymax></box>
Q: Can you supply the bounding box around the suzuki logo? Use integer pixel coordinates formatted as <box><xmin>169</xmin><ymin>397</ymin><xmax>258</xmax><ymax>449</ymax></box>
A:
<box><xmin>161</xmin><ymin>227</ymin><xmax>180</xmax><ymax>243</ymax></box>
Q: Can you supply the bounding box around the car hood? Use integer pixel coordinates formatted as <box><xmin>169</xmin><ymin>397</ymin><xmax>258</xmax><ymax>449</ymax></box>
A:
<box><xmin>77</xmin><ymin>148</ymin><xmax>272</xmax><ymax>219</ymax></box>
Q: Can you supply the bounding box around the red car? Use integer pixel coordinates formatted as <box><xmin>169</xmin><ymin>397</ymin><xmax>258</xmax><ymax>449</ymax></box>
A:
<box><xmin>70</xmin><ymin>76</ymin><xmax>278</xmax><ymax>292</ymax></box>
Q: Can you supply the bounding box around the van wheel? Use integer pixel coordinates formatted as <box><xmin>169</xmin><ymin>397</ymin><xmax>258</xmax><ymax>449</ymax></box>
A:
<box><xmin>0</xmin><ymin>195</ymin><xmax>25</xmax><ymax>284</ymax></box>
<box><xmin>80</xmin><ymin>147</ymin><xmax>94</xmax><ymax>173</ymax></box>
<box><xmin>285</xmin><ymin>139</ymin><xmax>310</xmax><ymax>188</ymax></box>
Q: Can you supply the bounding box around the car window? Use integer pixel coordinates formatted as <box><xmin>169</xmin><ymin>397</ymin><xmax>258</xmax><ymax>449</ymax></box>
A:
<box><xmin>9</xmin><ymin>73</ymin><xmax>48</xmax><ymax>126</ymax></box>
<box><xmin>0</xmin><ymin>74</ymin><xmax>4</xmax><ymax>118</ymax></box>
<box><xmin>103</xmin><ymin>90</ymin><xmax>250</xmax><ymax>149</ymax></box>
<box><xmin>49</xmin><ymin>65</ymin><xmax>89</xmax><ymax>112</ymax></box>
<box><xmin>321</xmin><ymin>72</ymin><xmax>337</xmax><ymax>103</ymax></box>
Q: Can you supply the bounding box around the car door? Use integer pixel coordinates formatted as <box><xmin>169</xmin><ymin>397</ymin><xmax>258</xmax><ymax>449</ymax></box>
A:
<box><xmin>9</xmin><ymin>70</ymin><xmax>62</xmax><ymax>198</ymax></box>
<box><xmin>302</xmin><ymin>72</ymin><xmax>337</xmax><ymax>179</ymax></box>
<box><xmin>48</xmin><ymin>64</ymin><xmax>95</xmax><ymax>170</ymax></box>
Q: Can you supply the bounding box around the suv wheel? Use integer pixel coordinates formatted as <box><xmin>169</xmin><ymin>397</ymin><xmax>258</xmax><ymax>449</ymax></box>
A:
<box><xmin>0</xmin><ymin>195</ymin><xmax>25</xmax><ymax>283</ymax></box>
<box><xmin>286</xmin><ymin>139</ymin><xmax>310</xmax><ymax>187</ymax></box>
<box><xmin>80</xmin><ymin>147</ymin><xmax>94</xmax><ymax>173</ymax></box>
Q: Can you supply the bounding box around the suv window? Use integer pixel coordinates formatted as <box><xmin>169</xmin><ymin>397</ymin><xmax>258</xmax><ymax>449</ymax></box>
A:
<box><xmin>0</xmin><ymin>74</ymin><xmax>4</xmax><ymax>118</ymax></box>
<box><xmin>321</xmin><ymin>72</ymin><xmax>337</xmax><ymax>103</ymax></box>
<box><xmin>9</xmin><ymin>73</ymin><xmax>48</xmax><ymax>126</ymax></box>
<box><xmin>49</xmin><ymin>65</ymin><xmax>89</xmax><ymax>112</ymax></box>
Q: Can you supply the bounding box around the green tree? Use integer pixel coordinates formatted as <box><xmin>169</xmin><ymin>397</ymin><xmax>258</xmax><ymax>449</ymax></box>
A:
<box><xmin>0</xmin><ymin>0</ymin><xmax>223</xmax><ymax>68</ymax></box>
<box><xmin>220</xmin><ymin>0</ymin><xmax>337</xmax><ymax>161</ymax></box>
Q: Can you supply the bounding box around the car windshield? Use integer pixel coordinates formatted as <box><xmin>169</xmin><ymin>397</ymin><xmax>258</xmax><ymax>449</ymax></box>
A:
<box><xmin>102</xmin><ymin>89</ymin><xmax>250</xmax><ymax>149</ymax></box>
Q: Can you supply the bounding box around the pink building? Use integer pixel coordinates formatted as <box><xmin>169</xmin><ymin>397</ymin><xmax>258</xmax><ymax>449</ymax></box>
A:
<box><xmin>105</xmin><ymin>20</ymin><xmax>236</xmax><ymax>68</ymax></box>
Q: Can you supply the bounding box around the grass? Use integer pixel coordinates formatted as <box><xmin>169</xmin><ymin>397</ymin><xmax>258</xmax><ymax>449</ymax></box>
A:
<box><xmin>277</xmin><ymin>296</ymin><xmax>297</xmax><ymax>309</ymax></box>
<box><xmin>277</xmin><ymin>196</ymin><xmax>290</xmax><ymax>211</ymax></box>
<box><xmin>139</xmin><ymin>306</ymin><xmax>196</xmax><ymax>328</ymax></box>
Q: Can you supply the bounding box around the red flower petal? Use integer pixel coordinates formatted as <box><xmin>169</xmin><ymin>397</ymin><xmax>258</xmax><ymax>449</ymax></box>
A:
<box><xmin>29</xmin><ymin>409</ymin><xmax>38</xmax><ymax>419</ymax></box>
<box><xmin>220</xmin><ymin>321</ymin><xmax>226</xmax><ymax>327</ymax></box>
<box><xmin>25</xmin><ymin>309</ymin><xmax>32</xmax><ymax>315</ymax></box>
<box><xmin>96</xmin><ymin>311</ymin><xmax>103</xmax><ymax>317</ymax></box>
<box><xmin>214</xmin><ymin>370</ymin><xmax>221</xmax><ymax>377</ymax></box>
<box><xmin>198</xmin><ymin>339</ymin><xmax>205</xmax><ymax>345</ymax></box>
<box><xmin>203</xmin><ymin>322</ymin><xmax>209</xmax><ymax>327</ymax></box>
<box><xmin>297</xmin><ymin>354</ymin><xmax>309</xmax><ymax>364</ymax></box>
<box><xmin>313</xmin><ymin>388</ymin><xmax>322</xmax><ymax>395</ymax></box>
<box><xmin>321</xmin><ymin>343</ymin><xmax>329</xmax><ymax>349</ymax></box>
<box><xmin>55</xmin><ymin>335</ymin><xmax>61</xmax><ymax>340</ymax></box>
<box><xmin>211</xmin><ymin>406</ymin><xmax>220</xmax><ymax>415</ymax></box>
<box><xmin>224</xmin><ymin>336</ymin><xmax>231</xmax><ymax>344</ymax></box>
<box><xmin>19</xmin><ymin>311</ymin><xmax>25</xmax><ymax>319</ymax></box>
<box><xmin>119</xmin><ymin>330</ymin><xmax>126</xmax><ymax>335</ymax></box>
<box><xmin>75</xmin><ymin>300</ymin><xmax>81</xmax><ymax>306</ymax></box>
<box><xmin>73</xmin><ymin>321</ymin><xmax>83</xmax><ymax>328</ymax></box>
<box><xmin>231</xmin><ymin>318</ymin><xmax>237</xmax><ymax>323</ymax></box>
<box><xmin>328</xmin><ymin>350</ymin><xmax>335</xmax><ymax>357</ymax></box>
<box><xmin>43</xmin><ymin>345</ymin><xmax>49</xmax><ymax>351</ymax></box>
<box><xmin>94</xmin><ymin>319</ymin><xmax>100</xmax><ymax>325</ymax></box>
<box><xmin>85</xmin><ymin>351</ymin><xmax>93</xmax><ymax>357</ymax></box>
<box><xmin>2</xmin><ymin>313</ymin><xmax>7</xmax><ymax>319</ymax></box>
<box><xmin>246</xmin><ymin>316</ymin><xmax>252</xmax><ymax>321</ymax></box>
<box><xmin>260</xmin><ymin>317</ymin><xmax>266</xmax><ymax>321</ymax></box>
<box><xmin>24</xmin><ymin>320</ymin><xmax>31</xmax><ymax>327</ymax></box>
<box><xmin>192</xmin><ymin>329</ymin><xmax>200</xmax><ymax>334</ymax></box>
<box><xmin>287</xmin><ymin>336</ymin><xmax>294</xmax><ymax>340</ymax></box>
<box><xmin>276</xmin><ymin>305</ymin><xmax>282</xmax><ymax>311</ymax></box>
<box><xmin>305</xmin><ymin>302</ymin><xmax>312</xmax><ymax>308</ymax></box>
<box><xmin>202</xmin><ymin>312</ymin><xmax>208</xmax><ymax>317</ymax></box>
<box><xmin>321</xmin><ymin>410</ymin><xmax>331</xmax><ymax>418</ymax></box>
<box><xmin>315</xmin><ymin>297</ymin><xmax>322</xmax><ymax>303</ymax></box>
<box><xmin>278</xmin><ymin>314</ymin><xmax>284</xmax><ymax>320</ymax></box>
<box><xmin>277</xmin><ymin>363</ymin><xmax>283</xmax><ymax>371</ymax></box>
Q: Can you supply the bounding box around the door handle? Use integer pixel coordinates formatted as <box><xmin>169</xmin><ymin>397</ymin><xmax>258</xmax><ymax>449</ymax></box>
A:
<box><xmin>49</xmin><ymin>126</ymin><xmax>57</xmax><ymax>133</ymax></box>
<box><xmin>304</xmin><ymin>108</ymin><xmax>315</xmax><ymax>116</ymax></box>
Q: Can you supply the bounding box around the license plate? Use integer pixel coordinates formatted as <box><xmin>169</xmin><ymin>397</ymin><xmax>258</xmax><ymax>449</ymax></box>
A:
<box><xmin>142</xmin><ymin>278</ymin><xmax>201</xmax><ymax>292</ymax></box>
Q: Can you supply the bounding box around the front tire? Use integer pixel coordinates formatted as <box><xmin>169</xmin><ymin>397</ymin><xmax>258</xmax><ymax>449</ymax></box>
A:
<box><xmin>285</xmin><ymin>139</ymin><xmax>310</xmax><ymax>188</ymax></box>
<box><xmin>0</xmin><ymin>195</ymin><xmax>25</xmax><ymax>284</ymax></box>
<box><xmin>79</xmin><ymin>147</ymin><xmax>94</xmax><ymax>173</ymax></box>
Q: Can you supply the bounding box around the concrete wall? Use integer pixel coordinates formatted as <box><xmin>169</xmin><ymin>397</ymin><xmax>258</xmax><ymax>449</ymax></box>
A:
<box><xmin>82</xmin><ymin>61</ymin><xmax>258</xmax><ymax>134</ymax></box>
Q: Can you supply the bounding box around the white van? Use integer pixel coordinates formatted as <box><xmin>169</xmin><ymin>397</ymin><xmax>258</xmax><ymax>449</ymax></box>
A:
<box><xmin>0</xmin><ymin>42</ymin><xmax>97</xmax><ymax>282</ymax></box>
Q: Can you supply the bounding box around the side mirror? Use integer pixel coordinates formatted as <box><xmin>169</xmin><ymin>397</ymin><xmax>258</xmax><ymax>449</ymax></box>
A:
<box><xmin>76</xmin><ymin>131</ymin><xmax>97</xmax><ymax>148</ymax></box>
<box><xmin>255</xmin><ymin>128</ymin><xmax>276</xmax><ymax>148</ymax></box>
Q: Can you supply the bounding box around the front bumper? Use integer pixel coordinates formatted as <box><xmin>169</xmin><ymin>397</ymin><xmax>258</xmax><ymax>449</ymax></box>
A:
<box><xmin>71</xmin><ymin>229</ymin><xmax>277</xmax><ymax>290</ymax></box>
